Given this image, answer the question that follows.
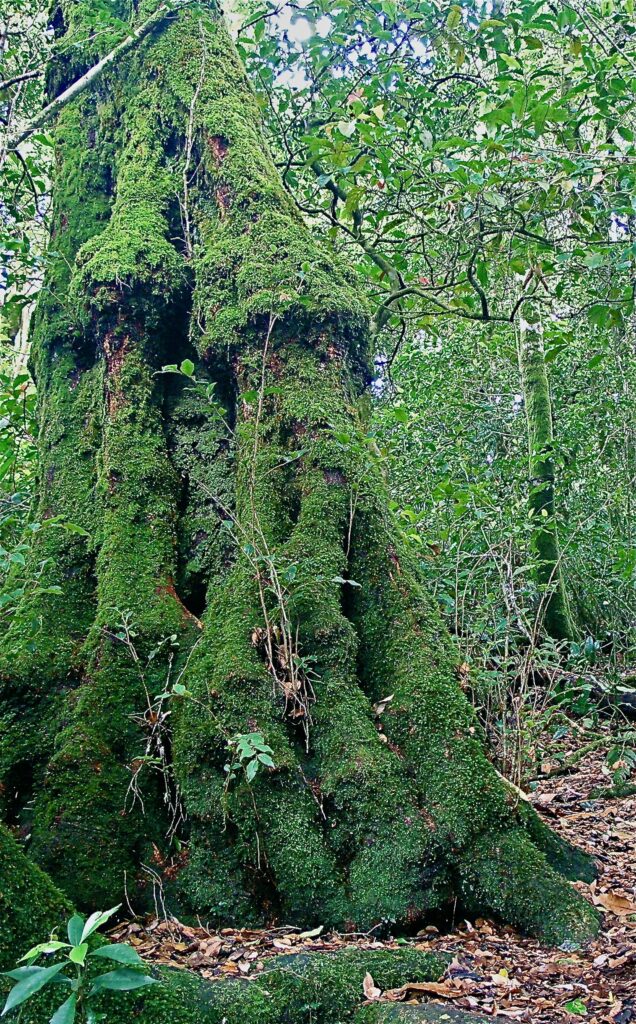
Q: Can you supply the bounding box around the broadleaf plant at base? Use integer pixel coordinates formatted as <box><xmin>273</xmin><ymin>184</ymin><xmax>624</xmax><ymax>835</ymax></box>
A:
<box><xmin>0</xmin><ymin>0</ymin><xmax>599</xmax><ymax>947</ymax></box>
<box><xmin>1</xmin><ymin>897</ymin><xmax>156</xmax><ymax>1022</ymax></box>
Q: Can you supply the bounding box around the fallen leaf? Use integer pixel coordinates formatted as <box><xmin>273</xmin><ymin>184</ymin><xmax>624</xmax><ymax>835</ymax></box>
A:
<box><xmin>383</xmin><ymin>981</ymin><xmax>463</xmax><ymax>1002</ymax></box>
<box><xmin>593</xmin><ymin>892</ymin><xmax>636</xmax><ymax>917</ymax></box>
<box><xmin>363</xmin><ymin>972</ymin><xmax>382</xmax><ymax>1001</ymax></box>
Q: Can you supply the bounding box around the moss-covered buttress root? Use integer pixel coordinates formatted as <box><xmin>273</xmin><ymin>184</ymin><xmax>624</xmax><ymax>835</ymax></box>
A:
<box><xmin>0</xmin><ymin>825</ymin><xmax>71</xmax><ymax>971</ymax></box>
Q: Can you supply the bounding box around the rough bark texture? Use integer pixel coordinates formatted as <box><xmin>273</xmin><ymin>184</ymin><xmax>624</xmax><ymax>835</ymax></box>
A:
<box><xmin>0</xmin><ymin>0</ymin><xmax>597</xmax><ymax>947</ymax></box>
<box><xmin>518</xmin><ymin>324</ymin><xmax>574</xmax><ymax>641</ymax></box>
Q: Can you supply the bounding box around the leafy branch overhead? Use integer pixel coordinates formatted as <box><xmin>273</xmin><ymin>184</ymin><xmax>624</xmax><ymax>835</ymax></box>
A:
<box><xmin>242</xmin><ymin>0</ymin><xmax>636</xmax><ymax>339</ymax></box>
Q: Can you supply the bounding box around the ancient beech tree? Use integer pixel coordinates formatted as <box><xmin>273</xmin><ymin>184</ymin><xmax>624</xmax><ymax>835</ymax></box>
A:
<box><xmin>0</xmin><ymin>0</ymin><xmax>598</xmax><ymax>945</ymax></box>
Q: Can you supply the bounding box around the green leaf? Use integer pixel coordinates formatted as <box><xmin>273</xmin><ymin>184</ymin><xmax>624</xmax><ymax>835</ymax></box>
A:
<box><xmin>55</xmin><ymin>522</ymin><xmax>91</xmax><ymax>537</ymax></box>
<box><xmin>3</xmin><ymin>967</ymin><xmax>48</xmax><ymax>982</ymax></box>
<box><xmin>446</xmin><ymin>4</ymin><xmax>462</xmax><ymax>28</ymax></box>
<box><xmin>79</xmin><ymin>906</ymin><xmax>120</xmax><ymax>944</ymax></box>
<box><xmin>564</xmin><ymin>999</ymin><xmax>587</xmax><ymax>1016</ymax></box>
<box><xmin>88</xmin><ymin>969</ymin><xmax>158</xmax><ymax>996</ymax></box>
<box><xmin>1</xmin><ymin>963</ymin><xmax>67</xmax><ymax>1016</ymax></box>
<box><xmin>67</xmin><ymin>916</ymin><xmax>84</xmax><ymax>946</ymax></box>
<box><xmin>331</xmin><ymin>575</ymin><xmax>362</xmax><ymax>587</ymax></box>
<box><xmin>19</xmin><ymin>942</ymin><xmax>70</xmax><ymax>963</ymax></box>
<box><xmin>583</xmin><ymin>252</ymin><xmax>603</xmax><ymax>269</ymax></box>
<box><xmin>337</xmin><ymin>120</ymin><xmax>356</xmax><ymax>138</ymax></box>
<box><xmin>68</xmin><ymin>944</ymin><xmax>88</xmax><ymax>965</ymax></box>
<box><xmin>241</xmin><ymin>389</ymin><xmax>259</xmax><ymax>404</ymax></box>
<box><xmin>179</xmin><ymin>358</ymin><xmax>195</xmax><ymax>377</ymax></box>
<box><xmin>246</xmin><ymin>760</ymin><xmax>259</xmax><ymax>782</ymax></box>
<box><xmin>50</xmin><ymin>993</ymin><xmax>77</xmax><ymax>1024</ymax></box>
<box><xmin>91</xmin><ymin>944</ymin><xmax>142</xmax><ymax>966</ymax></box>
<box><xmin>257</xmin><ymin>753</ymin><xmax>275</xmax><ymax>768</ymax></box>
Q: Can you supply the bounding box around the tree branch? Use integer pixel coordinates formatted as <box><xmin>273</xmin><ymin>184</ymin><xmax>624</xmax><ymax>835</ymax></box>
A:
<box><xmin>0</xmin><ymin>70</ymin><xmax>42</xmax><ymax>92</ymax></box>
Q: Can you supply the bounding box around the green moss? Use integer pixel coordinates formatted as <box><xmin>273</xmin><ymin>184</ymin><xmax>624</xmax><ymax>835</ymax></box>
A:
<box><xmin>22</xmin><ymin>27</ymin><xmax>195</xmax><ymax>907</ymax></box>
<box><xmin>0</xmin><ymin>825</ymin><xmax>71</xmax><ymax>971</ymax></box>
<box><xmin>0</xmin><ymin>94</ymin><xmax>111</xmax><ymax>821</ymax></box>
<box><xmin>272</xmin><ymin>346</ymin><xmax>435</xmax><ymax>926</ymax></box>
<box><xmin>348</xmin><ymin>494</ymin><xmax>599</xmax><ymax>943</ymax></box>
<box><xmin>355</xmin><ymin>1006</ymin><xmax>490</xmax><ymax>1023</ymax></box>
<box><xmin>515</xmin><ymin>799</ymin><xmax>597</xmax><ymax>883</ymax></box>
<box><xmin>173</xmin><ymin>564</ymin><xmax>349</xmax><ymax>925</ymax></box>
<box><xmin>5</xmin><ymin>948</ymin><xmax>447</xmax><ymax>1024</ymax></box>
<box><xmin>155</xmin><ymin>9</ymin><xmax>369</xmax><ymax>361</ymax></box>
<box><xmin>48</xmin><ymin>2</ymin><xmax>132</xmax><ymax>92</ymax></box>
<box><xmin>460</xmin><ymin>830</ymin><xmax>599</xmax><ymax>946</ymax></box>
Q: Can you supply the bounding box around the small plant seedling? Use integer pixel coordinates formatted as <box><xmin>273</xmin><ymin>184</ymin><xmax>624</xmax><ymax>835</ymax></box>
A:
<box><xmin>224</xmin><ymin>731</ymin><xmax>275</xmax><ymax>785</ymax></box>
<box><xmin>1</xmin><ymin>906</ymin><xmax>157</xmax><ymax>1022</ymax></box>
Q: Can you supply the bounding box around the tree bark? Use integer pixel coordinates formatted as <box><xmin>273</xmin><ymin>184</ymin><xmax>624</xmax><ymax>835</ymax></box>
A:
<box><xmin>0</xmin><ymin>0</ymin><xmax>596</xmax><ymax>945</ymax></box>
<box><xmin>518</xmin><ymin>321</ymin><xmax>574</xmax><ymax>641</ymax></box>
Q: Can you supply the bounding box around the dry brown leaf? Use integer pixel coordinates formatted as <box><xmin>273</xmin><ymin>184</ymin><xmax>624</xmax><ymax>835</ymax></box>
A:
<box><xmin>363</xmin><ymin>972</ymin><xmax>382</xmax><ymax>1002</ymax></box>
<box><xmin>383</xmin><ymin>981</ymin><xmax>463</xmax><ymax>1002</ymax></box>
<box><xmin>593</xmin><ymin>891</ymin><xmax>636</xmax><ymax>917</ymax></box>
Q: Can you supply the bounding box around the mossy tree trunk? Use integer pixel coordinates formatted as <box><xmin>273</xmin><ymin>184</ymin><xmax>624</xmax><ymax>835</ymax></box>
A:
<box><xmin>518</xmin><ymin>321</ymin><xmax>574</xmax><ymax>641</ymax></box>
<box><xmin>0</xmin><ymin>0</ymin><xmax>596</xmax><ymax>945</ymax></box>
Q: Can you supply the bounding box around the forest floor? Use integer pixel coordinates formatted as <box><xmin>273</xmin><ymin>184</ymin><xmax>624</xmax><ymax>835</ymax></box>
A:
<box><xmin>110</xmin><ymin>724</ymin><xmax>636</xmax><ymax>1024</ymax></box>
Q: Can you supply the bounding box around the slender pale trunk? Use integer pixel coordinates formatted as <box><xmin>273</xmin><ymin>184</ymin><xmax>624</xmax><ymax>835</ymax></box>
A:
<box><xmin>518</xmin><ymin>320</ymin><xmax>574</xmax><ymax>641</ymax></box>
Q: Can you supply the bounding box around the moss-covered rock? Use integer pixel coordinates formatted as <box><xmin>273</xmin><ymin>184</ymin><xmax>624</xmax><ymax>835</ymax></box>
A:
<box><xmin>355</xmin><ymin>1006</ymin><xmax>490</xmax><ymax>1024</ymax></box>
<box><xmin>6</xmin><ymin>949</ymin><xmax>447</xmax><ymax>1024</ymax></box>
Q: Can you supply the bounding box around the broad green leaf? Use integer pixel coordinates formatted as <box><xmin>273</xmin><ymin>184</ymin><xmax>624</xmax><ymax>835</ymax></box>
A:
<box><xmin>69</xmin><ymin>944</ymin><xmax>88</xmax><ymax>965</ymax></box>
<box><xmin>55</xmin><ymin>522</ymin><xmax>91</xmax><ymax>537</ymax></box>
<box><xmin>50</xmin><ymin>993</ymin><xmax>77</xmax><ymax>1024</ymax></box>
<box><xmin>3</xmin><ymin>967</ymin><xmax>47</xmax><ymax>982</ymax></box>
<box><xmin>19</xmin><ymin>942</ymin><xmax>70</xmax><ymax>962</ymax></box>
<box><xmin>79</xmin><ymin>906</ymin><xmax>120</xmax><ymax>944</ymax></box>
<box><xmin>91</xmin><ymin>944</ymin><xmax>142</xmax><ymax>966</ymax></box>
<box><xmin>446</xmin><ymin>5</ymin><xmax>462</xmax><ymax>28</ymax></box>
<box><xmin>180</xmin><ymin>358</ymin><xmax>195</xmax><ymax>377</ymax></box>
<box><xmin>88</xmin><ymin>969</ymin><xmax>158</xmax><ymax>995</ymax></box>
<box><xmin>331</xmin><ymin>576</ymin><xmax>361</xmax><ymax>587</ymax></box>
<box><xmin>1</xmin><ymin>963</ymin><xmax>67</xmax><ymax>1016</ymax></box>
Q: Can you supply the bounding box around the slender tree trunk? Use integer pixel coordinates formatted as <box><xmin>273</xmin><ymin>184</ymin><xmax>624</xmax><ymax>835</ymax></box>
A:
<box><xmin>0</xmin><ymin>0</ymin><xmax>596</xmax><ymax>946</ymax></box>
<box><xmin>518</xmin><ymin>321</ymin><xmax>574</xmax><ymax>641</ymax></box>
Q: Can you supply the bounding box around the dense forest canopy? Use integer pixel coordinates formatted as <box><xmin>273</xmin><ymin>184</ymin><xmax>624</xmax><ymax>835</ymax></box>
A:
<box><xmin>0</xmin><ymin>1</ymin><xmax>635</xmax><ymax>1020</ymax></box>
